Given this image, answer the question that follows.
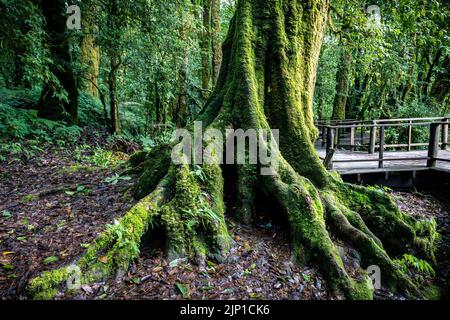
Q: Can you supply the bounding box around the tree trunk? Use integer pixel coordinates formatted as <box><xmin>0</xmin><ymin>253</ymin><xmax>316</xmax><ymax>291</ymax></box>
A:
<box><xmin>201</xmin><ymin>0</ymin><xmax>212</xmax><ymax>90</ymax></box>
<box><xmin>80</xmin><ymin>2</ymin><xmax>100</xmax><ymax>98</ymax></box>
<box><xmin>107</xmin><ymin>0</ymin><xmax>121</xmax><ymax>134</ymax></box>
<box><xmin>38</xmin><ymin>0</ymin><xmax>78</xmax><ymax>124</ymax></box>
<box><xmin>332</xmin><ymin>49</ymin><xmax>352</xmax><ymax>120</ymax></box>
<box><xmin>109</xmin><ymin>56</ymin><xmax>120</xmax><ymax>134</ymax></box>
<box><xmin>29</xmin><ymin>0</ymin><xmax>436</xmax><ymax>301</ymax></box>
<box><xmin>211</xmin><ymin>0</ymin><xmax>222</xmax><ymax>86</ymax></box>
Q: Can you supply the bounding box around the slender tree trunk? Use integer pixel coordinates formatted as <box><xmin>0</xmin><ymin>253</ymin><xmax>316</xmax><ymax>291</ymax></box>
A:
<box><xmin>422</xmin><ymin>48</ymin><xmax>442</xmax><ymax>98</ymax></box>
<box><xmin>201</xmin><ymin>0</ymin><xmax>212</xmax><ymax>90</ymax></box>
<box><xmin>80</xmin><ymin>3</ymin><xmax>100</xmax><ymax>98</ymax></box>
<box><xmin>38</xmin><ymin>0</ymin><xmax>78</xmax><ymax>124</ymax></box>
<box><xmin>30</xmin><ymin>0</ymin><xmax>436</xmax><ymax>301</ymax></box>
<box><xmin>332</xmin><ymin>49</ymin><xmax>352</xmax><ymax>120</ymax></box>
<box><xmin>107</xmin><ymin>0</ymin><xmax>121</xmax><ymax>134</ymax></box>
<box><xmin>109</xmin><ymin>56</ymin><xmax>120</xmax><ymax>134</ymax></box>
<box><xmin>173</xmin><ymin>6</ymin><xmax>194</xmax><ymax>126</ymax></box>
<box><xmin>211</xmin><ymin>0</ymin><xmax>222</xmax><ymax>86</ymax></box>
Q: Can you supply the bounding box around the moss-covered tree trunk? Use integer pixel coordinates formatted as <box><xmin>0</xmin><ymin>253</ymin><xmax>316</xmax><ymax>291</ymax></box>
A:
<box><xmin>332</xmin><ymin>49</ymin><xmax>352</xmax><ymax>120</ymax></box>
<box><xmin>38</xmin><ymin>0</ymin><xmax>78</xmax><ymax>124</ymax></box>
<box><xmin>29</xmin><ymin>0</ymin><xmax>437</xmax><ymax>300</ymax></box>
<box><xmin>211</xmin><ymin>0</ymin><xmax>222</xmax><ymax>85</ymax></box>
<box><xmin>201</xmin><ymin>0</ymin><xmax>212</xmax><ymax>90</ymax></box>
<box><xmin>80</xmin><ymin>2</ymin><xmax>100</xmax><ymax>98</ymax></box>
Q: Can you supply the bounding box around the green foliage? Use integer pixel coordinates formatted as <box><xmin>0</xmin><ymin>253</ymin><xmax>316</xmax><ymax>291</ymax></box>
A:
<box><xmin>0</xmin><ymin>100</ymin><xmax>83</xmax><ymax>161</ymax></box>
<box><xmin>105</xmin><ymin>219</ymin><xmax>141</xmax><ymax>259</ymax></box>
<box><xmin>315</xmin><ymin>0</ymin><xmax>450</xmax><ymax>121</ymax></box>
<box><xmin>175</xmin><ymin>283</ymin><xmax>190</xmax><ymax>298</ymax></box>
<box><xmin>394</xmin><ymin>254</ymin><xmax>436</xmax><ymax>287</ymax></box>
<box><xmin>77</xmin><ymin>92</ymin><xmax>107</xmax><ymax>127</ymax></box>
<box><xmin>104</xmin><ymin>173</ymin><xmax>132</xmax><ymax>185</ymax></box>
<box><xmin>43</xmin><ymin>256</ymin><xmax>59</xmax><ymax>265</ymax></box>
<box><xmin>74</xmin><ymin>144</ymin><xmax>126</xmax><ymax>168</ymax></box>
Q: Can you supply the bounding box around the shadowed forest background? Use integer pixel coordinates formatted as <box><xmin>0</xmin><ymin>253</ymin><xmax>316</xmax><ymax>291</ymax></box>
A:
<box><xmin>0</xmin><ymin>0</ymin><xmax>449</xmax><ymax>301</ymax></box>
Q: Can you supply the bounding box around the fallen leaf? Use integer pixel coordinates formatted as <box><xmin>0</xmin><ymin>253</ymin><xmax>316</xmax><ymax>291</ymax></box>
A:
<box><xmin>152</xmin><ymin>266</ymin><xmax>163</xmax><ymax>272</ymax></box>
<box><xmin>175</xmin><ymin>283</ymin><xmax>190</xmax><ymax>298</ymax></box>
<box><xmin>99</xmin><ymin>256</ymin><xmax>108</xmax><ymax>264</ymax></box>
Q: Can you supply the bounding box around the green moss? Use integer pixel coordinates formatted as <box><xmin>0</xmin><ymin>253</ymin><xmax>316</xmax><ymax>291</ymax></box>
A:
<box><xmin>134</xmin><ymin>145</ymin><xmax>171</xmax><ymax>199</ymax></box>
<box><xmin>129</xmin><ymin>151</ymin><xmax>150</xmax><ymax>168</ymax></box>
<box><xmin>28</xmin><ymin>267</ymin><xmax>71</xmax><ymax>300</ymax></box>
<box><xmin>347</xmin><ymin>276</ymin><xmax>374</xmax><ymax>300</ymax></box>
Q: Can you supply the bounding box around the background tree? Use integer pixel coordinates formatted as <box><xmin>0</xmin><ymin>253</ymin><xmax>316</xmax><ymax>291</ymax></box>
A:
<box><xmin>37</xmin><ymin>0</ymin><xmax>79</xmax><ymax>124</ymax></box>
<box><xmin>79</xmin><ymin>0</ymin><xmax>100</xmax><ymax>99</ymax></box>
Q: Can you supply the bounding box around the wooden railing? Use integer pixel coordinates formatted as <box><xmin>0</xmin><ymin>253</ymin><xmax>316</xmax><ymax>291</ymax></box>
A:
<box><xmin>316</xmin><ymin>117</ymin><xmax>449</xmax><ymax>170</ymax></box>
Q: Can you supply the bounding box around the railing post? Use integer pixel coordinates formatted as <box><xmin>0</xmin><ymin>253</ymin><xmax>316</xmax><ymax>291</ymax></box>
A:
<box><xmin>326</xmin><ymin>127</ymin><xmax>335</xmax><ymax>154</ymax></box>
<box><xmin>321</xmin><ymin>126</ymin><xmax>326</xmax><ymax>147</ymax></box>
<box><xmin>378</xmin><ymin>126</ymin><xmax>385</xmax><ymax>169</ymax></box>
<box><xmin>350</xmin><ymin>125</ymin><xmax>355</xmax><ymax>151</ymax></box>
<box><xmin>407</xmin><ymin>120</ymin><xmax>413</xmax><ymax>152</ymax></box>
<box><xmin>369</xmin><ymin>121</ymin><xmax>377</xmax><ymax>154</ymax></box>
<box><xmin>335</xmin><ymin>127</ymin><xmax>340</xmax><ymax>147</ymax></box>
<box><xmin>360</xmin><ymin>125</ymin><xmax>364</xmax><ymax>145</ymax></box>
<box><xmin>428</xmin><ymin>123</ymin><xmax>440</xmax><ymax>168</ymax></box>
<box><xmin>441</xmin><ymin>118</ymin><xmax>448</xmax><ymax>150</ymax></box>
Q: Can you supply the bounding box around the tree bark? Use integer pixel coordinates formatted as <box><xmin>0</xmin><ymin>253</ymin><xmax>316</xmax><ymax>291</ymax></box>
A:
<box><xmin>29</xmin><ymin>0</ymin><xmax>436</xmax><ymax>301</ymax></box>
<box><xmin>37</xmin><ymin>0</ymin><xmax>78</xmax><ymax>124</ymax></box>
<box><xmin>80</xmin><ymin>2</ymin><xmax>100</xmax><ymax>98</ymax></box>
<box><xmin>108</xmin><ymin>57</ymin><xmax>120</xmax><ymax>134</ymax></box>
<box><xmin>211</xmin><ymin>0</ymin><xmax>222</xmax><ymax>86</ymax></box>
<box><xmin>107</xmin><ymin>0</ymin><xmax>121</xmax><ymax>134</ymax></box>
<box><xmin>201</xmin><ymin>0</ymin><xmax>212</xmax><ymax>90</ymax></box>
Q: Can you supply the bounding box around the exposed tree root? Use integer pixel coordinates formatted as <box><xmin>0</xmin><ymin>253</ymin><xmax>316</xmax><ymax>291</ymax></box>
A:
<box><xmin>27</xmin><ymin>147</ymin><xmax>438</xmax><ymax>300</ymax></box>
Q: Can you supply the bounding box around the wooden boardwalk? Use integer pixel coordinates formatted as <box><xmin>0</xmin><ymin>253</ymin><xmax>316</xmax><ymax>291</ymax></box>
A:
<box><xmin>315</xmin><ymin>117</ymin><xmax>450</xmax><ymax>175</ymax></box>
<box><xmin>317</xmin><ymin>149</ymin><xmax>450</xmax><ymax>175</ymax></box>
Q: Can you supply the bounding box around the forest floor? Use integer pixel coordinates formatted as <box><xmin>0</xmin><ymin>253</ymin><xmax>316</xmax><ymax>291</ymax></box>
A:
<box><xmin>0</xmin><ymin>133</ymin><xmax>449</xmax><ymax>300</ymax></box>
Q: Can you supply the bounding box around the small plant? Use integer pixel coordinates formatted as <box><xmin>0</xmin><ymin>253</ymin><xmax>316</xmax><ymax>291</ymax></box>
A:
<box><xmin>396</xmin><ymin>254</ymin><xmax>435</xmax><ymax>276</ymax></box>
<box><xmin>106</xmin><ymin>220</ymin><xmax>140</xmax><ymax>258</ymax></box>
<box><xmin>192</xmin><ymin>165</ymin><xmax>207</xmax><ymax>183</ymax></box>
<box><xmin>175</xmin><ymin>283</ymin><xmax>190</xmax><ymax>298</ymax></box>
<box><xmin>21</xmin><ymin>194</ymin><xmax>39</xmax><ymax>204</ymax></box>
<box><xmin>64</xmin><ymin>185</ymin><xmax>91</xmax><ymax>196</ymax></box>
<box><xmin>105</xmin><ymin>173</ymin><xmax>132</xmax><ymax>185</ymax></box>
<box><xmin>1</xmin><ymin>210</ymin><xmax>12</xmax><ymax>219</ymax></box>
<box><xmin>43</xmin><ymin>256</ymin><xmax>59</xmax><ymax>265</ymax></box>
<box><xmin>395</xmin><ymin>254</ymin><xmax>435</xmax><ymax>286</ymax></box>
